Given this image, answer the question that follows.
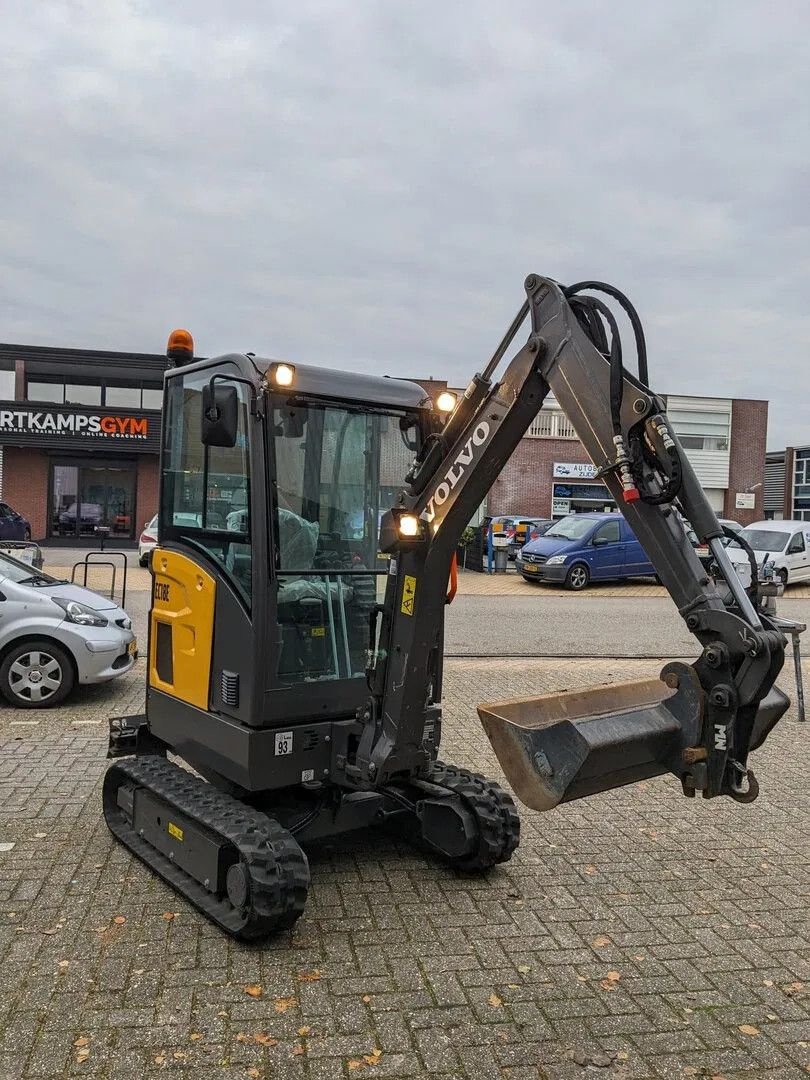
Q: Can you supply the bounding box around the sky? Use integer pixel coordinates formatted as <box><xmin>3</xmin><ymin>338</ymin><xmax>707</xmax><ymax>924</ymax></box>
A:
<box><xmin>1</xmin><ymin>0</ymin><xmax>808</xmax><ymax>449</ymax></box>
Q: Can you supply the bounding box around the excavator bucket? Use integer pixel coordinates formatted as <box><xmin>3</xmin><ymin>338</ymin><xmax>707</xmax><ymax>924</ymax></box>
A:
<box><xmin>478</xmin><ymin>668</ymin><xmax>789</xmax><ymax>812</ymax></box>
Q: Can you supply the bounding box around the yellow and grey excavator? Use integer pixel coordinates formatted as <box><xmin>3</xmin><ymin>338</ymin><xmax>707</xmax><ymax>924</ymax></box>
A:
<box><xmin>104</xmin><ymin>276</ymin><xmax>789</xmax><ymax>939</ymax></box>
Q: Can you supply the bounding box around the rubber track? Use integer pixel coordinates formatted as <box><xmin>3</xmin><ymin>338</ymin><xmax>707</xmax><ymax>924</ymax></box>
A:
<box><xmin>103</xmin><ymin>755</ymin><xmax>310</xmax><ymax>940</ymax></box>
<box><xmin>429</xmin><ymin>761</ymin><xmax>521</xmax><ymax>872</ymax></box>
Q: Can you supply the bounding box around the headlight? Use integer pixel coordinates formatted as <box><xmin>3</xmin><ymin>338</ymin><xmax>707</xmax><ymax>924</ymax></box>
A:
<box><xmin>546</xmin><ymin>554</ymin><xmax>567</xmax><ymax>565</ymax></box>
<box><xmin>53</xmin><ymin>598</ymin><xmax>108</xmax><ymax>627</ymax></box>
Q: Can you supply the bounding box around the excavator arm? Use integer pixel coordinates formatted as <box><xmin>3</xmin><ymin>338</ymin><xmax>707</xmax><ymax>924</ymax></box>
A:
<box><xmin>361</xmin><ymin>274</ymin><xmax>789</xmax><ymax>810</ymax></box>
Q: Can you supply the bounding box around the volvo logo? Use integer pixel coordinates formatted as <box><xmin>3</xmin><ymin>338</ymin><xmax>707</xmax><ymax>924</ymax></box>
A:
<box><xmin>422</xmin><ymin>421</ymin><xmax>491</xmax><ymax>523</ymax></box>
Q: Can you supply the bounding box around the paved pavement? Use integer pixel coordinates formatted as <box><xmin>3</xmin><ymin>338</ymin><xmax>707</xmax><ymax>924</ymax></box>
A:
<box><xmin>1</xmin><ymin>588</ymin><xmax>809</xmax><ymax>1078</ymax></box>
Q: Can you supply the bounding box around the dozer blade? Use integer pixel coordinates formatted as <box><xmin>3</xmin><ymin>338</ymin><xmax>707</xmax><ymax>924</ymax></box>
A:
<box><xmin>478</xmin><ymin>666</ymin><xmax>789</xmax><ymax>812</ymax></box>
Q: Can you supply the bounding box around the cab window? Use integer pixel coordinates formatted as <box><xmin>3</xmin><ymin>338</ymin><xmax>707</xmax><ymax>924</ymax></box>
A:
<box><xmin>788</xmin><ymin>532</ymin><xmax>805</xmax><ymax>554</ymax></box>
<box><xmin>162</xmin><ymin>370</ymin><xmax>252</xmax><ymax>603</ymax></box>
<box><xmin>270</xmin><ymin>399</ymin><xmax>419</xmax><ymax>685</ymax></box>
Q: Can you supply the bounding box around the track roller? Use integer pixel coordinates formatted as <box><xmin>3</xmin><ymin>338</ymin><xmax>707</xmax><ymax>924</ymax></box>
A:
<box><xmin>103</xmin><ymin>755</ymin><xmax>309</xmax><ymax>940</ymax></box>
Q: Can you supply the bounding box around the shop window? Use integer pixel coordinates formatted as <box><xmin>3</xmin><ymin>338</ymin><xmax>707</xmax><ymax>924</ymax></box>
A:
<box><xmin>0</xmin><ymin>368</ymin><xmax>14</xmax><ymax>399</ymax></box>
<box><xmin>105</xmin><ymin>386</ymin><xmax>142</xmax><ymax>407</ymax></box>
<box><xmin>65</xmin><ymin>384</ymin><xmax>101</xmax><ymax>406</ymax></box>
<box><xmin>142</xmin><ymin>388</ymin><xmax>163</xmax><ymax>409</ymax></box>
<box><xmin>28</xmin><ymin>381</ymin><xmax>65</xmax><ymax>403</ymax></box>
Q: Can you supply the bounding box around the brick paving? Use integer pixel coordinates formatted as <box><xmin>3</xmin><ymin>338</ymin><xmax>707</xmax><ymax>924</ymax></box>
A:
<box><xmin>1</xmin><ymin>643</ymin><xmax>809</xmax><ymax>1076</ymax></box>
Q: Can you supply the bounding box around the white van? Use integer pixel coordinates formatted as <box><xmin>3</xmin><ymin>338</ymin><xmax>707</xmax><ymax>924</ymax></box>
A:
<box><xmin>726</xmin><ymin>519</ymin><xmax>810</xmax><ymax>586</ymax></box>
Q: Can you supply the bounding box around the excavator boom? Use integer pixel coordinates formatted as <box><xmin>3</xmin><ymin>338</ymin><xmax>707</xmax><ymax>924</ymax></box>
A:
<box><xmin>368</xmin><ymin>275</ymin><xmax>788</xmax><ymax>807</ymax></box>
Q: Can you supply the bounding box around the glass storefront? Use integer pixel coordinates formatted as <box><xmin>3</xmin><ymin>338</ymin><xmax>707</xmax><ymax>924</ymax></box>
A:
<box><xmin>50</xmin><ymin>460</ymin><xmax>137</xmax><ymax>540</ymax></box>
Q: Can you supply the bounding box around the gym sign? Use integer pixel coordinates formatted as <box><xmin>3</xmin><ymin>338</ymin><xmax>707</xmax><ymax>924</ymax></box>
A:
<box><xmin>0</xmin><ymin>409</ymin><xmax>148</xmax><ymax>438</ymax></box>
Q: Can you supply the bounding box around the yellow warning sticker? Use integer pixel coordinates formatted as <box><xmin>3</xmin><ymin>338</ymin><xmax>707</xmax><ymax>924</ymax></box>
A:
<box><xmin>401</xmin><ymin>575</ymin><xmax>417</xmax><ymax>616</ymax></box>
<box><xmin>311</xmin><ymin>626</ymin><xmax>326</xmax><ymax>637</ymax></box>
<box><xmin>167</xmin><ymin>822</ymin><xmax>183</xmax><ymax>842</ymax></box>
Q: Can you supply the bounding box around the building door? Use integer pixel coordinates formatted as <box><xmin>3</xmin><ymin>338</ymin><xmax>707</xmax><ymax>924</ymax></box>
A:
<box><xmin>50</xmin><ymin>461</ymin><xmax>137</xmax><ymax>540</ymax></box>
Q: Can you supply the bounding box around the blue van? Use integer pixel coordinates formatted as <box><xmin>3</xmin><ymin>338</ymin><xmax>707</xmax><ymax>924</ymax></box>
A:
<box><xmin>516</xmin><ymin>512</ymin><xmax>655</xmax><ymax>590</ymax></box>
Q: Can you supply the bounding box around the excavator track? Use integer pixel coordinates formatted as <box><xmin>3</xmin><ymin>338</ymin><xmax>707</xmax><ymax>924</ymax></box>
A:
<box><xmin>428</xmin><ymin>762</ymin><xmax>521</xmax><ymax>871</ymax></box>
<box><xmin>103</xmin><ymin>755</ymin><xmax>310</xmax><ymax>940</ymax></box>
<box><xmin>387</xmin><ymin>761</ymin><xmax>520</xmax><ymax>871</ymax></box>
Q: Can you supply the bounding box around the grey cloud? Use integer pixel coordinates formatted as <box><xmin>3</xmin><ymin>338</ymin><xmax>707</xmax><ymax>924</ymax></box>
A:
<box><xmin>1</xmin><ymin>0</ymin><xmax>808</xmax><ymax>447</ymax></box>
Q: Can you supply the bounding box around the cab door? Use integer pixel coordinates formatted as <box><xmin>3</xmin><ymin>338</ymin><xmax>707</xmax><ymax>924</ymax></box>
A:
<box><xmin>589</xmin><ymin>518</ymin><xmax>624</xmax><ymax>579</ymax></box>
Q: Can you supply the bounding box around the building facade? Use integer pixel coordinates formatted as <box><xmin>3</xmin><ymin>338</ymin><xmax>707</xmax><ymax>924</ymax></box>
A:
<box><xmin>486</xmin><ymin>393</ymin><xmax>769</xmax><ymax>525</ymax></box>
<box><xmin>763</xmin><ymin>447</ymin><xmax>810</xmax><ymax>521</ymax></box>
<box><xmin>0</xmin><ymin>344</ymin><xmax>167</xmax><ymax>543</ymax></box>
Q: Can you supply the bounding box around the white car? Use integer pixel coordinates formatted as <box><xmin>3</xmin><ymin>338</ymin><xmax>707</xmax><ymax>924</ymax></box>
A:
<box><xmin>0</xmin><ymin>551</ymin><xmax>136</xmax><ymax>707</ymax></box>
<box><xmin>138</xmin><ymin>515</ymin><xmax>158</xmax><ymax>566</ymax></box>
<box><xmin>726</xmin><ymin>519</ymin><xmax>810</xmax><ymax>586</ymax></box>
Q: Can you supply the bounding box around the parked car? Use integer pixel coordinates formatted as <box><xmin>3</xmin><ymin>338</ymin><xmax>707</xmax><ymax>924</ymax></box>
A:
<box><xmin>516</xmin><ymin>512</ymin><xmax>655</xmax><ymax>590</ymax></box>
<box><xmin>57</xmin><ymin>501</ymin><xmax>104</xmax><ymax>535</ymax></box>
<box><xmin>0</xmin><ymin>502</ymin><xmax>31</xmax><ymax>541</ymax></box>
<box><xmin>0</xmin><ymin>551</ymin><xmax>136</xmax><ymax>707</ymax></box>
<box><xmin>688</xmin><ymin>517</ymin><xmax>745</xmax><ymax>569</ymax></box>
<box><xmin>726</xmin><ymin>520</ymin><xmax>810</xmax><ymax>586</ymax></box>
<box><xmin>139</xmin><ymin>514</ymin><xmax>158</xmax><ymax>566</ymax></box>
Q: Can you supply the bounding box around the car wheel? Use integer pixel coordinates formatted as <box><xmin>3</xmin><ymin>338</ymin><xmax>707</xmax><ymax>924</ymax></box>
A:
<box><xmin>139</xmin><ymin>554</ymin><xmax>148</xmax><ymax>567</ymax></box>
<box><xmin>0</xmin><ymin>641</ymin><xmax>75</xmax><ymax>708</ymax></box>
<box><xmin>778</xmin><ymin>568</ymin><xmax>788</xmax><ymax>586</ymax></box>
<box><xmin>565</xmin><ymin>563</ymin><xmax>590</xmax><ymax>591</ymax></box>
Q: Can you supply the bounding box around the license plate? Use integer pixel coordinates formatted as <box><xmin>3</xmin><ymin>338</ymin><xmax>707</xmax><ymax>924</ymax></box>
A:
<box><xmin>524</xmin><ymin>564</ymin><xmax>539</xmax><ymax>573</ymax></box>
<box><xmin>128</xmin><ymin>639</ymin><xmax>138</xmax><ymax>656</ymax></box>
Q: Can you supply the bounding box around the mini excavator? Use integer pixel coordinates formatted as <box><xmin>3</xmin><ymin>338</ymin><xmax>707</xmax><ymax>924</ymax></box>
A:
<box><xmin>104</xmin><ymin>276</ymin><xmax>789</xmax><ymax>938</ymax></box>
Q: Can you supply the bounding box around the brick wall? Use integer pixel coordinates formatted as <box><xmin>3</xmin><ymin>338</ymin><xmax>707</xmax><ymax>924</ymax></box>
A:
<box><xmin>488</xmin><ymin>438</ymin><xmax>593</xmax><ymax>516</ymax></box>
<box><xmin>2</xmin><ymin>447</ymin><xmax>49</xmax><ymax>540</ymax></box>
<box><xmin>725</xmin><ymin>399</ymin><xmax>768</xmax><ymax>526</ymax></box>
<box><xmin>136</xmin><ymin>456</ymin><xmax>159</xmax><ymax>534</ymax></box>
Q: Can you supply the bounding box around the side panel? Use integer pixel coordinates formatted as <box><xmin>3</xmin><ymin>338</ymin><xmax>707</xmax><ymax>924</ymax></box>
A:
<box><xmin>149</xmin><ymin>548</ymin><xmax>216</xmax><ymax>710</ymax></box>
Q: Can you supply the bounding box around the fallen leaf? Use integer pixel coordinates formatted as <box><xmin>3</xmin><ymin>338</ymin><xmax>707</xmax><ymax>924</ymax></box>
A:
<box><xmin>297</xmin><ymin>1026</ymin><xmax>311</xmax><ymax>1037</ymax></box>
<box><xmin>785</xmin><ymin>981</ymin><xmax>806</xmax><ymax>996</ymax></box>
<box><xmin>348</xmin><ymin>1061</ymin><xmax>364</xmax><ymax>1071</ymax></box>
<box><xmin>274</xmin><ymin>995</ymin><xmax>298</xmax><ymax>1012</ymax></box>
<box><xmin>599</xmin><ymin>971</ymin><xmax>622</xmax><ymax>991</ymax></box>
<box><xmin>33</xmin><ymin>832</ymin><xmax>47</xmax><ymax>839</ymax></box>
<box><xmin>254</xmin><ymin>1033</ymin><xmax>279</xmax><ymax>1046</ymax></box>
<box><xmin>361</xmin><ymin>995</ymin><xmax>372</xmax><ymax>1004</ymax></box>
<box><xmin>42</xmin><ymin>928</ymin><xmax>60</xmax><ymax>936</ymax></box>
<box><xmin>161</xmin><ymin>911</ymin><xmax>176</xmax><ymax>921</ymax></box>
<box><xmin>244</xmin><ymin>984</ymin><xmax>263</xmax><ymax>998</ymax></box>
<box><xmin>57</xmin><ymin>960</ymin><xmax>70</xmax><ymax>969</ymax></box>
<box><xmin>738</xmin><ymin>1024</ymin><xmax>760</xmax><ymax>1036</ymax></box>
<box><xmin>112</xmin><ymin>916</ymin><xmax>126</xmax><ymax>925</ymax></box>
<box><xmin>133</xmin><ymin>968</ymin><xmax>144</xmax><ymax>976</ymax></box>
<box><xmin>363</xmin><ymin>1048</ymin><xmax>383</xmax><ymax>1066</ymax></box>
<box><xmin>488</xmin><ymin>993</ymin><xmax>503</xmax><ymax>1008</ymax></box>
<box><xmin>76</xmin><ymin>1049</ymin><xmax>90</xmax><ymax>1064</ymax></box>
<box><xmin>73</xmin><ymin>1037</ymin><xmax>89</xmax><ymax>1048</ymax></box>
<box><xmin>584</xmin><ymin>865</ymin><xmax>597</xmax><ymax>875</ymax></box>
<box><xmin>154</xmin><ymin>1054</ymin><xmax>166</xmax><ymax>1065</ymax></box>
<box><xmin>292</xmin><ymin>1044</ymin><xmax>305</xmax><ymax>1056</ymax></box>
<box><xmin>172</xmin><ymin>1051</ymin><xmax>187</xmax><ymax>1061</ymax></box>
<box><xmin>767</xmin><ymin>1013</ymin><xmax>778</xmax><ymax>1021</ymax></box>
<box><xmin>297</xmin><ymin>969</ymin><xmax>322</xmax><ymax>982</ymax></box>
<box><xmin>235</xmin><ymin>1033</ymin><xmax>250</xmax><ymax>1043</ymax></box>
<box><xmin>764</xmin><ymin>979</ymin><xmax>775</xmax><ymax>987</ymax></box>
<box><xmin>616</xmin><ymin>1051</ymin><xmax>629</xmax><ymax>1061</ymax></box>
<box><xmin>246</xmin><ymin>1070</ymin><xmax>261</xmax><ymax>1079</ymax></box>
<box><xmin>189</xmin><ymin>1032</ymin><xmax>203</xmax><ymax>1041</ymax></box>
<box><xmin>90</xmin><ymin>925</ymin><xmax>108</xmax><ymax>933</ymax></box>
<box><xmin>517</xmin><ymin>964</ymin><xmax>531</xmax><ymax>974</ymax></box>
<box><xmin>592</xmin><ymin>935</ymin><xmax>612</xmax><ymax>948</ymax></box>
